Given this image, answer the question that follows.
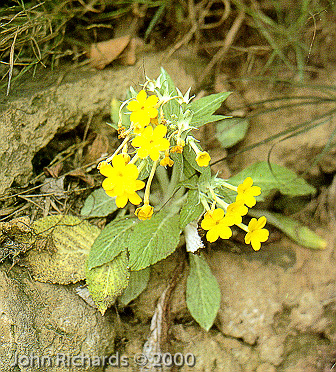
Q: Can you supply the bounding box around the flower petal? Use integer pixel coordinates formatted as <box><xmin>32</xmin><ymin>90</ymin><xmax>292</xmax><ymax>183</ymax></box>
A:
<box><xmin>153</xmin><ymin>124</ymin><xmax>167</xmax><ymax>138</ymax></box>
<box><xmin>145</xmin><ymin>95</ymin><xmax>158</xmax><ymax>107</ymax></box>
<box><xmin>99</xmin><ymin>162</ymin><xmax>113</xmax><ymax>177</ymax></box>
<box><xmin>136</xmin><ymin>90</ymin><xmax>147</xmax><ymax>105</ymax></box>
<box><xmin>127</xmin><ymin>100</ymin><xmax>141</xmax><ymax>112</ymax></box>
<box><xmin>206</xmin><ymin>229</ymin><xmax>220</xmax><ymax>243</ymax></box>
<box><xmin>116</xmin><ymin>194</ymin><xmax>128</xmax><ymax>208</ymax></box>
<box><xmin>256</xmin><ymin>216</ymin><xmax>267</xmax><ymax>229</ymax></box>
<box><xmin>212</xmin><ymin>208</ymin><xmax>225</xmax><ymax>221</ymax></box>
<box><xmin>112</xmin><ymin>154</ymin><xmax>126</xmax><ymax>169</ymax></box>
<box><xmin>219</xmin><ymin>225</ymin><xmax>232</xmax><ymax>239</ymax></box>
<box><xmin>128</xmin><ymin>192</ymin><xmax>142</xmax><ymax>206</ymax></box>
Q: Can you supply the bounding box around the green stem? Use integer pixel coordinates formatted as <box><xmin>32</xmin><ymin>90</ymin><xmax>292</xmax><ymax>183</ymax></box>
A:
<box><xmin>155</xmin><ymin>165</ymin><xmax>170</xmax><ymax>195</ymax></box>
<box><xmin>144</xmin><ymin>160</ymin><xmax>158</xmax><ymax>205</ymax></box>
<box><xmin>221</xmin><ymin>181</ymin><xmax>238</xmax><ymax>192</ymax></box>
<box><xmin>237</xmin><ymin>222</ymin><xmax>249</xmax><ymax>233</ymax></box>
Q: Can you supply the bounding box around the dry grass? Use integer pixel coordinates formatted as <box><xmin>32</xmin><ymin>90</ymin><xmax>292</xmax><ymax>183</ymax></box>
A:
<box><xmin>1</xmin><ymin>0</ymin><xmax>335</xmax><ymax>94</ymax></box>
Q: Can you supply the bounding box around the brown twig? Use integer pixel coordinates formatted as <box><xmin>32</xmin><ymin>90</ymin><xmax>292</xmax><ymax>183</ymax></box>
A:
<box><xmin>141</xmin><ymin>255</ymin><xmax>186</xmax><ymax>372</ymax></box>
<box><xmin>198</xmin><ymin>9</ymin><xmax>245</xmax><ymax>85</ymax></box>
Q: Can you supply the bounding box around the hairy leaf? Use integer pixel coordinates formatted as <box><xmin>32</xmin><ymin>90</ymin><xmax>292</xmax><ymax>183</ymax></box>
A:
<box><xmin>227</xmin><ymin>161</ymin><xmax>315</xmax><ymax>200</ymax></box>
<box><xmin>180</xmin><ymin>189</ymin><xmax>204</xmax><ymax>229</ymax></box>
<box><xmin>86</xmin><ymin>251</ymin><xmax>130</xmax><ymax>315</ymax></box>
<box><xmin>22</xmin><ymin>215</ymin><xmax>100</xmax><ymax>284</ymax></box>
<box><xmin>186</xmin><ymin>253</ymin><xmax>221</xmax><ymax>331</ymax></box>
<box><xmin>128</xmin><ymin>210</ymin><xmax>180</xmax><ymax>271</ymax></box>
<box><xmin>119</xmin><ymin>268</ymin><xmax>151</xmax><ymax>306</ymax></box>
<box><xmin>250</xmin><ymin>210</ymin><xmax>326</xmax><ymax>249</ymax></box>
<box><xmin>187</xmin><ymin>92</ymin><xmax>231</xmax><ymax>128</ymax></box>
<box><xmin>216</xmin><ymin>117</ymin><xmax>249</xmax><ymax>148</ymax></box>
<box><xmin>87</xmin><ymin>217</ymin><xmax>138</xmax><ymax>270</ymax></box>
<box><xmin>81</xmin><ymin>187</ymin><xmax>118</xmax><ymax>217</ymax></box>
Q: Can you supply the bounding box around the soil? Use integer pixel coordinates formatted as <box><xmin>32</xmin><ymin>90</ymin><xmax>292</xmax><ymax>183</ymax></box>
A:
<box><xmin>2</xmin><ymin>21</ymin><xmax>336</xmax><ymax>372</ymax></box>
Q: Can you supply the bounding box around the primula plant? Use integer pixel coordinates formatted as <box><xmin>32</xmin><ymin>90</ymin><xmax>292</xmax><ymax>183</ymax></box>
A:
<box><xmin>82</xmin><ymin>68</ymin><xmax>324</xmax><ymax>330</ymax></box>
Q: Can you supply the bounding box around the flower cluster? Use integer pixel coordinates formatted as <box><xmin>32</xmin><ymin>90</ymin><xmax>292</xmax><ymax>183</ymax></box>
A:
<box><xmin>99</xmin><ymin>78</ymin><xmax>269</xmax><ymax>251</ymax></box>
<box><xmin>200</xmin><ymin>177</ymin><xmax>269</xmax><ymax>251</ymax></box>
<box><xmin>99</xmin><ymin>88</ymin><xmax>211</xmax><ymax>221</ymax></box>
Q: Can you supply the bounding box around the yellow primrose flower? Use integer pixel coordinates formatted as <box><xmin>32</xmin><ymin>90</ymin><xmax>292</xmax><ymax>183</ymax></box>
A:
<box><xmin>244</xmin><ymin>216</ymin><xmax>269</xmax><ymax>251</ymax></box>
<box><xmin>201</xmin><ymin>208</ymin><xmax>232</xmax><ymax>243</ymax></box>
<box><xmin>127</xmin><ymin>90</ymin><xmax>158</xmax><ymax>127</ymax></box>
<box><xmin>131</xmin><ymin>124</ymin><xmax>170</xmax><ymax>161</ymax></box>
<box><xmin>135</xmin><ymin>204</ymin><xmax>154</xmax><ymax>221</ymax></box>
<box><xmin>195</xmin><ymin>151</ymin><xmax>211</xmax><ymax>167</ymax></box>
<box><xmin>225</xmin><ymin>200</ymin><xmax>248</xmax><ymax>225</ymax></box>
<box><xmin>160</xmin><ymin>155</ymin><xmax>174</xmax><ymax>167</ymax></box>
<box><xmin>99</xmin><ymin>155</ymin><xmax>145</xmax><ymax>208</ymax></box>
<box><xmin>236</xmin><ymin>177</ymin><xmax>261</xmax><ymax>208</ymax></box>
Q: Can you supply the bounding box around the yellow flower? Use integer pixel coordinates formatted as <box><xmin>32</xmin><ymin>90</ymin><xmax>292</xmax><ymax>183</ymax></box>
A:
<box><xmin>225</xmin><ymin>201</ymin><xmax>248</xmax><ymax>225</ymax></box>
<box><xmin>120</xmin><ymin>152</ymin><xmax>131</xmax><ymax>164</ymax></box>
<box><xmin>99</xmin><ymin>155</ymin><xmax>145</xmax><ymax>208</ymax></box>
<box><xmin>244</xmin><ymin>216</ymin><xmax>269</xmax><ymax>251</ymax></box>
<box><xmin>127</xmin><ymin>90</ymin><xmax>158</xmax><ymax>128</ymax></box>
<box><xmin>236</xmin><ymin>177</ymin><xmax>261</xmax><ymax>208</ymax></box>
<box><xmin>135</xmin><ymin>204</ymin><xmax>154</xmax><ymax>221</ymax></box>
<box><xmin>195</xmin><ymin>151</ymin><xmax>211</xmax><ymax>167</ymax></box>
<box><xmin>131</xmin><ymin>124</ymin><xmax>170</xmax><ymax>161</ymax></box>
<box><xmin>170</xmin><ymin>138</ymin><xmax>185</xmax><ymax>154</ymax></box>
<box><xmin>201</xmin><ymin>208</ymin><xmax>232</xmax><ymax>243</ymax></box>
<box><xmin>160</xmin><ymin>155</ymin><xmax>174</xmax><ymax>167</ymax></box>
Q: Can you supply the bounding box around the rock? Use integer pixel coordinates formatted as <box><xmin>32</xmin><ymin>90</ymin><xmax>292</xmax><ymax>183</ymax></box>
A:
<box><xmin>0</xmin><ymin>265</ymin><xmax>116</xmax><ymax>372</ymax></box>
<box><xmin>208</xmin><ymin>234</ymin><xmax>336</xmax><ymax>367</ymax></box>
<box><xmin>0</xmin><ymin>53</ymin><xmax>195</xmax><ymax>195</ymax></box>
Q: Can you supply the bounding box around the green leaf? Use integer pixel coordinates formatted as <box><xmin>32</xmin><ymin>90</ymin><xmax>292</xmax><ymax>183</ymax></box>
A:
<box><xmin>216</xmin><ymin>117</ymin><xmax>249</xmax><ymax>148</ymax></box>
<box><xmin>159</xmin><ymin>68</ymin><xmax>179</xmax><ymax>119</ymax></box>
<box><xmin>180</xmin><ymin>189</ymin><xmax>204</xmax><ymax>229</ymax></box>
<box><xmin>250</xmin><ymin>210</ymin><xmax>327</xmax><ymax>250</ymax></box>
<box><xmin>227</xmin><ymin>162</ymin><xmax>316</xmax><ymax>201</ymax></box>
<box><xmin>187</xmin><ymin>92</ymin><xmax>231</xmax><ymax>128</ymax></box>
<box><xmin>119</xmin><ymin>268</ymin><xmax>151</xmax><ymax>306</ymax></box>
<box><xmin>137</xmin><ymin>157</ymin><xmax>153</xmax><ymax>180</ymax></box>
<box><xmin>170</xmin><ymin>152</ymin><xmax>184</xmax><ymax>182</ymax></box>
<box><xmin>182</xmin><ymin>157</ymin><xmax>198</xmax><ymax>179</ymax></box>
<box><xmin>81</xmin><ymin>188</ymin><xmax>118</xmax><ymax>217</ymax></box>
<box><xmin>86</xmin><ymin>251</ymin><xmax>130</xmax><ymax>315</ymax></box>
<box><xmin>191</xmin><ymin>114</ymin><xmax>229</xmax><ymax>128</ymax></box>
<box><xmin>178</xmin><ymin>173</ymin><xmax>198</xmax><ymax>190</ymax></box>
<box><xmin>110</xmin><ymin>96</ymin><xmax>131</xmax><ymax>130</ymax></box>
<box><xmin>186</xmin><ymin>253</ymin><xmax>221</xmax><ymax>331</ymax></box>
<box><xmin>22</xmin><ymin>215</ymin><xmax>100</xmax><ymax>284</ymax></box>
<box><xmin>87</xmin><ymin>217</ymin><xmax>138</xmax><ymax>270</ymax></box>
<box><xmin>182</xmin><ymin>144</ymin><xmax>211</xmax><ymax>179</ymax></box>
<box><xmin>128</xmin><ymin>210</ymin><xmax>181</xmax><ymax>271</ymax></box>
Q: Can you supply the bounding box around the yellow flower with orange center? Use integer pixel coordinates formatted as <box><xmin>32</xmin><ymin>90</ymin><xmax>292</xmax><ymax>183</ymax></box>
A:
<box><xmin>99</xmin><ymin>155</ymin><xmax>145</xmax><ymax>208</ymax></box>
<box><xmin>225</xmin><ymin>200</ymin><xmax>248</xmax><ymax>225</ymax></box>
<box><xmin>244</xmin><ymin>216</ymin><xmax>269</xmax><ymax>251</ymax></box>
<box><xmin>236</xmin><ymin>177</ymin><xmax>261</xmax><ymax>207</ymax></box>
<box><xmin>131</xmin><ymin>124</ymin><xmax>170</xmax><ymax>161</ymax></box>
<box><xmin>201</xmin><ymin>208</ymin><xmax>232</xmax><ymax>243</ymax></box>
<box><xmin>127</xmin><ymin>90</ymin><xmax>158</xmax><ymax>129</ymax></box>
